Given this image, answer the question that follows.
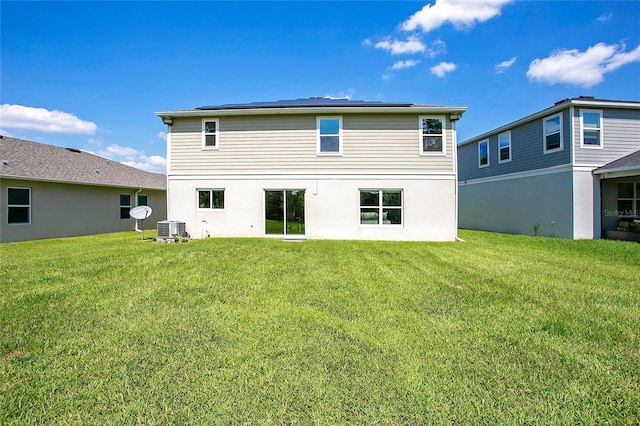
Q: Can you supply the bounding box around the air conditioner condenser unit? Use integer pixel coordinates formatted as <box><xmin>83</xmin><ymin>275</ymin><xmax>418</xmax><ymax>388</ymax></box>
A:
<box><xmin>157</xmin><ymin>220</ymin><xmax>187</xmax><ymax>238</ymax></box>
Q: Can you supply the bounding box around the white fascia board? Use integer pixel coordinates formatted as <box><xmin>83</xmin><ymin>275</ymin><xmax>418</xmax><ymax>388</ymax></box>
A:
<box><xmin>570</xmin><ymin>99</ymin><xmax>640</xmax><ymax>109</ymax></box>
<box><xmin>593</xmin><ymin>166</ymin><xmax>640</xmax><ymax>178</ymax></box>
<box><xmin>156</xmin><ymin>106</ymin><xmax>468</xmax><ymax>119</ymax></box>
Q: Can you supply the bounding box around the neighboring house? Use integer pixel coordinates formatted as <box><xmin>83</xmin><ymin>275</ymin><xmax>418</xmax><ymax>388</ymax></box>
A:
<box><xmin>1</xmin><ymin>136</ymin><xmax>167</xmax><ymax>243</ymax></box>
<box><xmin>156</xmin><ymin>98</ymin><xmax>467</xmax><ymax>241</ymax></box>
<box><xmin>457</xmin><ymin>96</ymin><xmax>640</xmax><ymax>240</ymax></box>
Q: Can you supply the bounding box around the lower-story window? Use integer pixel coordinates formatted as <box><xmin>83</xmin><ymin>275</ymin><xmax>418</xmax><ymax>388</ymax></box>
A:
<box><xmin>360</xmin><ymin>189</ymin><xmax>402</xmax><ymax>225</ymax></box>
<box><xmin>7</xmin><ymin>187</ymin><xmax>31</xmax><ymax>224</ymax></box>
<box><xmin>198</xmin><ymin>189</ymin><xmax>225</xmax><ymax>209</ymax></box>
<box><xmin>120</xmin><ymin>194</ymin><xmax>131</xmax><ymax>219</ymax></box>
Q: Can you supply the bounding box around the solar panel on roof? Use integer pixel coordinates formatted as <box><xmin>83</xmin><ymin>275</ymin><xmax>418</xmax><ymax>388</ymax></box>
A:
<box><xmin>196</xmin><ymin>97</ymin><xmax>413</xmax><ymax>110</ymax></box>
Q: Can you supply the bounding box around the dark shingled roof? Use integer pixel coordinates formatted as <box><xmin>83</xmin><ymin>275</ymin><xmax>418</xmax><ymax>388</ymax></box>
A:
<box><xmin>594</xmin><ymin>149</ymin><xmax>640</xmax><ymax>174</ymax></box>
<box><xmin>0</xmin><ymin>136</ymin><xmax>166</xmax><ymax>190</ymax></box>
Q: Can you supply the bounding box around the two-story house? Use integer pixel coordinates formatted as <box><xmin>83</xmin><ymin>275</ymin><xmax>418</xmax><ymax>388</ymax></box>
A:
<box><xmin>156</xmin><ymin>98</ymin><xmax>467</xmax><ymax>241</ymax></box>
<box><xmin>457</xmin><ymin>97</ymin><xmax>640</xmax><ymax>240</ymax></box>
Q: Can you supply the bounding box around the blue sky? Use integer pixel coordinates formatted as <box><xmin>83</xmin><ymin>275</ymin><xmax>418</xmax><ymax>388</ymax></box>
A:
<box><xmin>1</xmin><ymin>0</ymin><xmax>639</xmax><ymax>174</ymax></box>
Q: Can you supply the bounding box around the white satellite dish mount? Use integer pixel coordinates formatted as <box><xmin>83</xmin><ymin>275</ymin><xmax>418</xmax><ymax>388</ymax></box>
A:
<box><xmin>129</xmin><ymin>205</ymin><xmax>153</xmax><ymax>240</ymax></box>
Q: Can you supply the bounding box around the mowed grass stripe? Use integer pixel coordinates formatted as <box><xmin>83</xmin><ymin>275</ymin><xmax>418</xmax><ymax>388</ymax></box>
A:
<box><xmin>1</xmin><ymin>231</ymin><xmax>638</xmax><ymax>424</ymax></box>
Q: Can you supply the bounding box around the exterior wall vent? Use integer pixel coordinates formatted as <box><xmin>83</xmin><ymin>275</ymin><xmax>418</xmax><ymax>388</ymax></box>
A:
<box><xmin>157</xmin><ymin>220</ymin><xmax>186</xmax><ymax>238</ymax></box>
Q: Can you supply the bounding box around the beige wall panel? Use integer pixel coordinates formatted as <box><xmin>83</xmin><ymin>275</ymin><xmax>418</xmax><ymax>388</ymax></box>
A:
<box><xmin>169</xmin><ymin>114</ymin><xmax>454</xmax><ymax>174</ymax></box>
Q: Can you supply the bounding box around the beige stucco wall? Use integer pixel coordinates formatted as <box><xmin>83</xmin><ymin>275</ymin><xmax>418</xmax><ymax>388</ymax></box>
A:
<box><xmin>1</xmin><ymin>178</ymin><xmax>166</xmax><ymax>242</ymax></box>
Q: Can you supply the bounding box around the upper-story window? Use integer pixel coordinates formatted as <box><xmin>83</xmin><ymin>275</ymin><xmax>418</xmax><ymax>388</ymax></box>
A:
<box><xmin>7</xmin><ymin>187</ymin><xmax>31</xmax><ymax>225</ymax></box>
<box><xmin>202</xmin><ymin>119</ymin><xmax>219</xmax><ymax>150</ymax></box>
<box><xmin>478</xmin><ymin>139</ymin><xmax>489</xmax><ymax>167</ymax></box>
<box><xmin>317</xmin><ymin>117</ymin><xmax>342</xmax><ymax>155</ymax></box>
<box><xmin>543</xmin><ymin>113</ymin><xmax>563</xmax><ymax>153</ymax></box>
<box><xmin>581</xmin><ymin>110</ymin><xmax>602</xmax><ymax>148</ymax></box>
<box><xmin>498</xmin><ymin>131</ymin><xmax>511</xmax><ymax>163</ymax></box>
<box><xmin>420</xmin><ymin>117</ymin><xmax>445</xmax><ymax>155</ymax></box>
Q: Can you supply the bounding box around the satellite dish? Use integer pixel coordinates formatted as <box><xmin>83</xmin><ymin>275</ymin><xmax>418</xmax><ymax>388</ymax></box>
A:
<box><xmin>129</xmin><ymin>205</ymin><xmax>152</xmax><ymax>220</ymax></box>
<box><xmin>129</xmin><ymin>206</ymin><xmax>153</xmax><ymax>240</ymax></box>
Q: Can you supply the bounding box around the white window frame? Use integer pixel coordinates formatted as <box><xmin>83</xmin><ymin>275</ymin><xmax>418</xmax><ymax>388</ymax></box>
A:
<box><xmin>120</xmin><ymin>193</ymin><xmax>132</xmax><ymax>220</ymax></box>
<box><xmin>580</xmin><ymin>109</ymin><xmax>603</xmax><ymax>149</ymax></box>
<box><xmin>7</xmin><ymin>187</ymin><xmax>31</xmax><ymax>225</ymax></box>
<box><xmin>498</xmin><ymin>131</ymin><xmax>512</xmax><ymax>164</ymax></box>
<box><xmin>359</xmin><ymin>189</ymin><xmax>403</xmax><ymax>226</ymax></box>
<box><xmin>202</xmin><ymin>119</ymin><xmax>220</xmax><ymax>150</ymax></box>
<box><xmin>197</xmin><ymin>189</ymin><xmax>225</xmax><ymax>210</ymax></box>
<box><xmin>543</xmin><ymin>113</ymin><xmax>563</xmax><ymax>154</ymax></box>
<box><xmin>478</xmin><ymin>139</ymin><xmax>489</xmax><ymax>168</ymax></box>
<box><xmin>419</xmin><ymin>116</ymin><xmax>446</xmax><ymax>156</ymax></box>
<box><xmin>317</xmin><ymin>116</ymin><xmax>343</xmax><ymax>156</ymax></box>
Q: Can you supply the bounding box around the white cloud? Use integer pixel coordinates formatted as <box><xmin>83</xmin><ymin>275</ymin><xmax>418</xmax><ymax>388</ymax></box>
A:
<box><xmin>495</xmin><ymin>56</ymin><xmax>517</xmax><ymax>73</ymax></box>
<box><xmin>430</xmin><ymin>62</ymin><xmax>457</xmax><ymax>77</ymax></box>
<box><xmin>0</xmin><ymin>104</ymin><xmax>97</xmax><ymax>134</ymax></box>
<box><xmin>99</xmin><ymin>143</ymin><xmax>166</xmax><ymax>174</ymax></box>
<box><xmin>426</xmin><ymin>39</ymin><xmax>447</xmax><ymax>58</ymax></box>
<box><xmin>402</xmin><ymin>0</ymin><xmax>512</xmax><ymax>33</ymax></box>
<box><xmin>100</xmin><ymin>144</ymin><xmax>141</xmax><ymax>159</ymax></box>
<box><xmin>325</xmin><ymin>88</ymin><xmax>357</xmax><ymax>100</ymax></box>
<box><xmin>527</xmin><ymin>42</ymin><xmax>640</xmax><ymax>88</ymax></box>
<box><xmin>392</xmin><ymin>59</ymin><xmax>421</xmax><ymax>70</ymax></box>
<box><xmin>157</xmin><ymin>131</ymin><xmax>167</xmax><ymax>140</ymax></box>
<box><xmin>121</xmin><ymin>155</ymin><xmax>167</xmax><ymax>174</ymax></box>
<box><xmin>596</xmin><ymin>13</ymin><xmax>613</xmax><ymax>22</ymax></box>
<box><xmin>375</xmin><ymin>35</ymin><xmax>426</xmax><ymax>55</ymax></box>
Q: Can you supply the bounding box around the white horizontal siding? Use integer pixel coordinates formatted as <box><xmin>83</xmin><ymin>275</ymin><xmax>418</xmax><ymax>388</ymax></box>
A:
<box><xmin>169</xmin><ymin>114</ymin><xmax>454</xmax><ymax>174</ymax></box>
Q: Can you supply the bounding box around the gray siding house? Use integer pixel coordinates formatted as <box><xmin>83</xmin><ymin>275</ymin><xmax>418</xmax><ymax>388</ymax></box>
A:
<box><xmin>1</xmin><ymin>136</ymin><xmax>167</xmax><ymax>242</ymax></box>
<box><xmin>156</xmin><ymin>98</ymin><xmax>467</xmax><ymax>241</ymax></box>
<box><xmin>457</xmin><ymin>97</ymin><xmax>640</xmax><ymax>240</ymax></box>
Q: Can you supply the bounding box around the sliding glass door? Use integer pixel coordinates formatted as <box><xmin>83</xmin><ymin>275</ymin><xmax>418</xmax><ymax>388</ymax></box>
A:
<box><xmin>265</xmin><ymin>190</ymin><xmax>305</xmax><ymax>236</ymax></box>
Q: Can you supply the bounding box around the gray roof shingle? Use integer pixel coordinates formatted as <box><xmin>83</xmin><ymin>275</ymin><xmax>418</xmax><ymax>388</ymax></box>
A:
<box><xmin>0</xmin><ymin>136</ymin><xmax>166</xmax><ymax>190</ymax></box>
<box><xmin>594</xmin><ymin>149</ymin><xmax>640</xmax><ymax>174</ymax></box>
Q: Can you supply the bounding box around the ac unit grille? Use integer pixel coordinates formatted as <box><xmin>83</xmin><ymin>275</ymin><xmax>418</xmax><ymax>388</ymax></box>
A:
<box><xmin>157</xmin><ymin>221</ymin><xmax>186</xmax><ymax>238</ymax></box>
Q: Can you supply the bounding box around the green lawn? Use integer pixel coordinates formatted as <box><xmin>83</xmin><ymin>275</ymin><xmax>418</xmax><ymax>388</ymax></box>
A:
<box><xmin>1</xmin><ymin>231</ymin><xmax>639</xmax><ymax>424</ymax></box>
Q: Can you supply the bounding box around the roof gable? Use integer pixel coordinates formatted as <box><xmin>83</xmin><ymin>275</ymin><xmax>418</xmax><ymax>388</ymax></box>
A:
<box><xmin>0</xmin><ymin>136</ymin><xmax>166</xmax><ymax>190</ymax></box>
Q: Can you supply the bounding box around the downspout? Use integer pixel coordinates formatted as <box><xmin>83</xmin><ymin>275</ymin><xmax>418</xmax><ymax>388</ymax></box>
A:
<box><xmin>134</xmin><ymin>188</ymin><xmax>142</xmax><ymax>233</ymax></box>
<box><xmin>450</xmin><ymin>114</ymin><xmax>463</xmax><ymax>241</ymax></box>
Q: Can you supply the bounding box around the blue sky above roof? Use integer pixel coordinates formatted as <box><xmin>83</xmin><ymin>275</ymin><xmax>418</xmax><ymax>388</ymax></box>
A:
<box><xmin>1</xmin><ymin>1</ymin><xmax>639</xmax><ymax>174</ymax></box>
